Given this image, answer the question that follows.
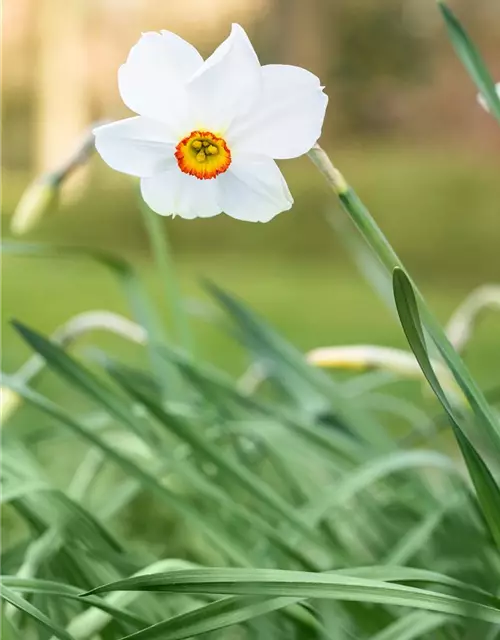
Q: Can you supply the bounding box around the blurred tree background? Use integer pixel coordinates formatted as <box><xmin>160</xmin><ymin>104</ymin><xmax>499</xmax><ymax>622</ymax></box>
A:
<box><xmin>3</xmin><ymin>0</ymin><xmax>500</xmax><ymax>377</ymax></box>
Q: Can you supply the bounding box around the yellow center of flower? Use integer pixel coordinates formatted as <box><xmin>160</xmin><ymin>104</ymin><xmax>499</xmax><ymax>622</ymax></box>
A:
<box><xmin>175</xmin><ymin>131</ymin><xmax>231</xmax><ymax>180</ymax></box>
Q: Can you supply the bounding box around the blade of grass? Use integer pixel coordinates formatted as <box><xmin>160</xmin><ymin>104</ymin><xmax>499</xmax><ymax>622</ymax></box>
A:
<box><xmin>1</xmin><ymin>375</ymin><xmax>251</xmax><ymax>567</ymax></box>
<box><xmin>0</xmin><ymin>584</ymin><xmax>76</xmax><ymax>640</ymax></box>
<box><xmin>384</xmin><ymin>504</ymin><xmax>451</xmax><ymax>565</ymax></box>
<box><xmin>438</xmin><ymin>1</ymin><xmax>500</xmax><ymax>124</ymax></box>
<box><xmin>302</xmin><ymin>449</ymin><xmax>460</xmax><ymax>526</ymax></box>
<box><xmin>17</xmin><ymin>488</ymin><xmax>124</xmax><ymax>557</ymax></box>
<box><xmin>323</xmin><ymin>204</ymin><xmax>394</xmax><ymax>309</ymax></box>
<box><xmin>1</xmin><ymin>577</ymin><xmax>148</xmax><ymax>629</ymax></box>
<box><xmin>393</xmin><ymin>268</ymin><xmax>500</xmax><ymax>550</ymax></box>
<box><xmin>158</xmin><ymin>345</ymin><xmax>365</xmax><ymax>465</ymax></box>
<box><xmin>118</xmin><ymin>596</ymin><xmax>300</xmax><ymax>640</ymax></box>
<box><xmin>82</xmin><ymin>567</ymin><xmax>500</xmax><ymax>624</ymax></box>
<box><xmin>308</xmin><ymin>146</ymin><xmax>500</xmax><ymax>456</ymax></box>
<box><xmin>2</xmin><ymin>241</ymin><xmax>173</xmax><ymax>394</ymax></box>
<box><xmin>107</xmin><ymin>363</ymin><xmax>323</xmax><ymax>546</ymax></box>
<box><xmin>92</xmin><ymin>358</ymin><xmax>323</xmax><ymax>569</ymax></box>
<box><xmin>206</xmin><ymin>281</ymin><xmax>393</xmax><ymax>449</ymax></box>
<box><xmin>370</xmin><ymin>610</ymin><xmax>450</xmax><ymax>640</ymax></box>
<box><xmin>11</xmin><ymin>321</ymin><xmax>161</xmax><ymax>448</ymax></box>
<box><xmin>138</xmin><ymin>199</ymin><xmax>192</xmax><ymax>355</ymax></box>
<box><xmin>59</xmin><ymin>559</ymin><xmax>199</xmax><ymax>640</ymax></box>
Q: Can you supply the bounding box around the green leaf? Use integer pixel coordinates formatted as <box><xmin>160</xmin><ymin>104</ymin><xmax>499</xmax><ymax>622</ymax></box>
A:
<box><xmin>384</xmin><ymin>505</ymin><xmax>452</xmax><ymax>565</ymax></box>
<box><xmin>118</xmin><ymin>596</ymin><xmax>298</xmax><ymax>640</ymax></box>
<box><xmin>438</xmin><ymin>1</ymin><xmax>500</xmax><ymax>124</ymax></box>
<box><xmin>453</xmin><ymin>428</ymin><xmax>500</xmax><ymax>551</ymax></box>
<box><xmin>1</xmin><ymin>576</ymin><xmax>148</xmax><ymax>629</ymax></box>
<box><xmin>106</xmin><ymin>362</ymin><xmax>322</xmax><ymax>546</ymax></box>
<box><xmin>157</xmin><ymin>344</ymin><xmax>364</xmax><ymax>465</ymax></box>
<box><xmin>138</xmin><ymin>196</ymin><xmax>192</xmax><ymax>355</ymax></box>
<box><xmin>0</xmin><ymin>583</ymin><xmax>76</xmax><ymax>640</ymax></box>
<box><xmin>82</xmin><ymin>567</ymin><xmax>500</xmax><ymax>624</ymax></box>
<box><xmin>370</xmin><ymin>610</ymin><xmax>449</xmax><ymax>640</ymax></box>
<box><xmin>206</xmin><ymin>281</ymin><xmax>393</xmax><ymax>449</ymax></box>
<box><xmin>2</xmin><ymin>240</ymin><xmax>172</xmax><ymax>393</ymax></box>
<box><xmin>302</xmin><ymin>449</ymin><xmax>460</xmax><ymax>526</ymax></box>
<box><xmin>1</xmin><ymin>375</ymin><xmax>251</xmax><ymax>567</ymax></box>
<box><xmin>85</xmin><ymin>358</ymin><xmax>323</xmax><ymax>570</ymax></box>
<box><xmin>308</xmin><ymin>149</ymin><xmax>500</xmax><ymax>458</ymax></box>
<box><xmin>334</xmin><ymin>565</ymin><xmax>494</xmax><ymax>601</ymax></box>
<box><xmin>11</xmin><ymin>321</ymin><xmax>159</xmax><ymax>447</ymax></box>
<box><xmin>19</xmin><ymin>488</ymin><xmax>124</xmax><ymax>556</ymax></box>
<box><xmin>393</xmin><ymin>268</ymin><xmax>500</xmax><ymax>549</ymax></box>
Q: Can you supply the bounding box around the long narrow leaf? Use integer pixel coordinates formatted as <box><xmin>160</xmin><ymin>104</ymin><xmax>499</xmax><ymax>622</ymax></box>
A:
<box><xmin>370</xmin><ymin>610</ymin><xmax>450</xmax><ymax>640</ymax></box>
<box><xmin>0</xmin><ymin>584</ymin><xmax>76</xmax><ymax>640</ymax></box>
<box><xmin>393</xmin><ymin>268</ymin><xmax>500</xmax><ymax>549</ymax></box>
<box><xmin>107</xmin><ymin>363</ymin><xmax>321</xmax><ymax>545</ymax></box>
<box><xmin>1</xmin><ymin>375</ymin><xmax>251</xmax><ymax>566</ymax></box>
<box><xmin>11</xmin><ymin>321</ymin><xmax>158</xmax><ymax>446</ymax></box>
<box><xmin>119</xmin><ymin>595</ymin><xmax>298</xmax><ymax>640</ymax></box>
<box><xmin>308</xmin><ymin>146</ymin><xmax>500</xmax><ymax>457</ymax></box>
<box><xmin>82</xmin><ymin>567</ymin><xmax>500</xmax><ymax>624</ymax></box>
<box><xmin>2</xmin><ymin>241</ymin><xmax>171</xmax><ymax>388</ymax></box>
<box><xmin>206</xmin><ymin>281</ymin><xmax>393</xmax><ymax>449</ymax></box>
<box><xmin>2</xmin><ymin>577</ymin><xmax>148</xmax><ymax>629</ymax></box>
<box><xmin>438</xmin><ymin>1</ymin><xmax>500</xmax><ymax>123</ymax></box>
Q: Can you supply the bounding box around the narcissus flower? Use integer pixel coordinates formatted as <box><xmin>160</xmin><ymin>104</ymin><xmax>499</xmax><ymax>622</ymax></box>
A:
<box><xmin>94</xmin><ymin>25</ymin><xmax>328</xmax><ymax>222</ymax></box>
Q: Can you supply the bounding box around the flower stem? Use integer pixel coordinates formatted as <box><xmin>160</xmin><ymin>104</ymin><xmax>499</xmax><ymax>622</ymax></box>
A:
<box><xmin>308</xmin><ymin>144</ymin><xmax>499</xmax><ymax>447</ymax></box>
<box><xmin>139</xmin><ymin>202</ymin><xmax>193</xmax><ymax>356</ymax></box>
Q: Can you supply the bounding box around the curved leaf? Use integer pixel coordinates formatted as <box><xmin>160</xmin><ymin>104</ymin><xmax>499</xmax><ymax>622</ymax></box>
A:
<box><xmin>0</xmin><ymin>584</ymin><xmax>76</xmax><ymax>640</ymax></box>
<box><xmin>393</xmin><ymin>268</ymin><xmax>500</xmax><ymax>550</ymax></box>
<box><xmin>82</xmin><ymin>567</ymin><xmax>500</xmax><ymax>624</ymax></box>
<box><xmin>2</xmin><ymin>576</ymin><xmax>148</xmax><ymax>629</ymax></box>
<box><xmin>438</xmin><ymin>1</ymin><xmax>500</xmax><ymax>124</ymax></box>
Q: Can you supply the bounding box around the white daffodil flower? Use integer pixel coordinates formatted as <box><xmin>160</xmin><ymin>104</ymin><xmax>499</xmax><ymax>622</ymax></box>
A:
<box><xmin>94</xmin><ymin>24</ymin><xmax>328</xmax><ymax>222</ymax></box>
<box><xmin>477</xmin><ymin>83</ymin><xmax>500</xmax><ymax>113</ymax></box>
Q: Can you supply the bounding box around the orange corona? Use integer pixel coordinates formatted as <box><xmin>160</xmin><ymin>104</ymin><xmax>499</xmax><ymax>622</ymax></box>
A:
<box><xmin>175</xmin><ymin>130</ymin><xmax>231</xmax><ymax>180</ymax></box>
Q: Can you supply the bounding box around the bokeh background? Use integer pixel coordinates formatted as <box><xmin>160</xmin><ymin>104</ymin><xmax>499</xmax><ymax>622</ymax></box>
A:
<box><xmin>3</xmin><ymin>0</ymin><xmax>500</xmax><ymax>382</ymax></box>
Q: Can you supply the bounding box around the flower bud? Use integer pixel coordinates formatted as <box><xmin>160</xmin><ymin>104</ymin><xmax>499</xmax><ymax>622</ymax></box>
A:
<box><xmin>0</xmin><ymin>387</ymin><xmax>21</xmax><ymax>424</ymax></box>
<box><xmin>10</xmin><ymin>175</ymin><xmax>59</xmax><ymax>236</ymax></box>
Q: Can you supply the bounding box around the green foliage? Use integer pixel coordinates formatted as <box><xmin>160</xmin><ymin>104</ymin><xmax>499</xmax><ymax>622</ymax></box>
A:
<box><xmin>393</xmin><ymin>268</ymin><xmax>500</xmax><ymax>549</ymax></box>
<box><xmin>438</xmin><ymin>1</ymin><xmax>500</xmax><ymax>124</ymax></box>
<box><xmin>2</xmin><ymin>4</ymin><xmax>500</xmax><ymax>639</ymax></box>
<box><xmin>2</xmin><ymin>271</ymin><xmax>500</xmax><ymax>637</ymax></box>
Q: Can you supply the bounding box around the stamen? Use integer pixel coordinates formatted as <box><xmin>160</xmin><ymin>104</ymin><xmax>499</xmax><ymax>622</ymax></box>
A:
<box><xmin>175</xmin><ymin>130</ymin><xmax>231</xmax><ymax>179</ymax></box>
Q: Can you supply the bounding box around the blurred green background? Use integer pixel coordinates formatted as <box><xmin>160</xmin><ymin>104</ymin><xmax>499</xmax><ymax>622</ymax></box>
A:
<box><xmin>3</xmin><ymin>0</ymin><xmax>500</xmax><ymax>379</ymax></box>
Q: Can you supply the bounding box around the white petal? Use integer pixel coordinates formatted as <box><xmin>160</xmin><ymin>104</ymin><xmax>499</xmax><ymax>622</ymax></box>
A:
<box><xmin>94</xmin><ymin>117</ymin><xmax>176</xmax><ymax>177</ymax></box>
<box><xmin>141</xmin><ymin>170</ymin><xmax>221</xmax><ymax>219</ymax></box>
<box><xmin>118</xmin><ymin>31</ymin><xmax>203</xmax><ymax>133</ymax></box>
<box><xmin>217</xmin><ymin>155</ymin><xmax>293</xmax><ymax>222</ymax></box>
<box><xmin>227</xmin><ymin>64</ymin><xmax>328</xmax><ymax>159</ymax></box>
<box><xmin>186</xmin><ymin>24</ymin><xmax>261</xmax><ymax>133</ymax></box>
<box><xmin>477</xmin><ymin>82</ymin><xmax>500</xmax><ymax>112</ymax></box>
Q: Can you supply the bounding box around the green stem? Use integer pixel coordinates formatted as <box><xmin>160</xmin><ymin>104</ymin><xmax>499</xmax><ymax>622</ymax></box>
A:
<box><xmin>140</xmin><ymin>202</ymin><xmax>192</xmax><ymax>355</ymax></box>
<box><xmin>308</xmin><ymin>144</ymin><xmax>499</xmax><ymax>447</ymax></box>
